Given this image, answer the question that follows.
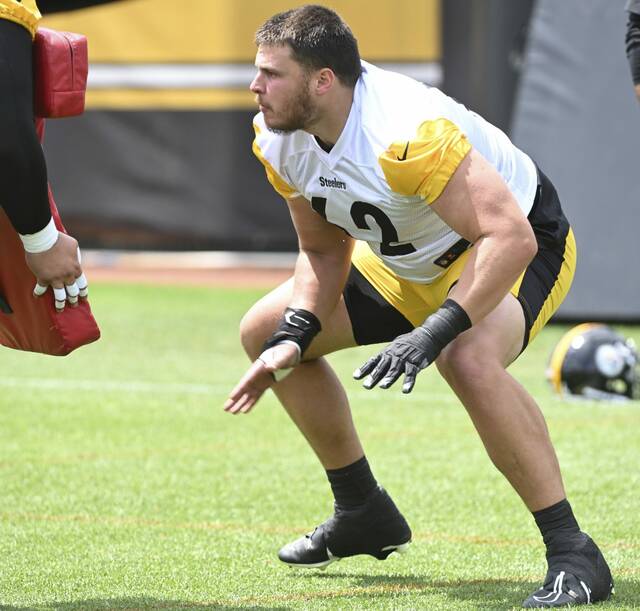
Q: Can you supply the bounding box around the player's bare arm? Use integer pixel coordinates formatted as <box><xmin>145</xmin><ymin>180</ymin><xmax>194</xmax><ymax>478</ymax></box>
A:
<box><xmin>430</xmin><ymin>148</ymin><xmax>537</xmax><ymax>323</ymax></box>
<box><xmin>224</xmin><ymin>195</ymin><xmax>353</xmax><ymax>414</ymax></box>
<box><xmin>287</xmin><ymin>196</ymin><xmax>354</xmax><ymax>316</ymax></box>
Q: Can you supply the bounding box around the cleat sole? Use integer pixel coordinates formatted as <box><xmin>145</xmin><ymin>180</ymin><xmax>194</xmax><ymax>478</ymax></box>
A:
<box><xmin>378</xmin><ymin>540</ymin><xmax>411</xmax><ymax>558</ymax></box>
<box><xmin>281</xmin><ymin>543</ymin><xmax>410</xmax><ymax>569</ymax></box>
<box><xmin>282</xmin><ymin>557</ymin><xmax>337</xmax><ymax>570</ymax></box>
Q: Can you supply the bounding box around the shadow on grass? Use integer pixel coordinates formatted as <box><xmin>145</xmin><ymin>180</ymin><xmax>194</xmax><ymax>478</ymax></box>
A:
<box><xmin>307</xmin><ymin>571</ymin><xmax>534</xmax><ymax>608</ymax></box>
<box><xmin>0</xmin><ymin>579</ymin><xmax>637</xmax><ymax>610</ymax></box>
<box><xmin>306</xmin><ymin>572</ymin><xmax>640</xmax><ymax>609</ymax></box>
<box><xmin>0</xmin><ymin>599</ymin><xmax>287</xmax><ymax>611</ymax></box>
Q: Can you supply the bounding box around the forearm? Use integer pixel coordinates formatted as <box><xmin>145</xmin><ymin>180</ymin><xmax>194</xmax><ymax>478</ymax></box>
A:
<box><xmin>0</xmin><ymin>150</ymin><xmax>52</xmax><ymax>239</ymax></box>
<box><xmin>289</xmin><ymin>240</ymin><xmax>354</xmax><ymax>323</ymax></box>
<box><xmin>0</xmin><ymin>19</ymin><xmax>52</xmax><ymax>237</ymax></box>
<box><xmin>225</xmin><ymin>243</ymin><xmax>352</xmax><ymax>412</ymax></box>
<box><xmin>448</xmin><ymin>232</ymin><xmax>536</xmax><ymax>324</ymax></box>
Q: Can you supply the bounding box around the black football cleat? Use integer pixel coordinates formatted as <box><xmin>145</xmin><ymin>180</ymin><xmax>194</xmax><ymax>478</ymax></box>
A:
<box><xmin>522</xmin><ymin>533</ymin><xmax>614</xmax><ymax>608</ymax></box>
<box><xmin>278</xmin><ymin>486</ymin><xmax>411</xmax><ymax>569</ymax></box>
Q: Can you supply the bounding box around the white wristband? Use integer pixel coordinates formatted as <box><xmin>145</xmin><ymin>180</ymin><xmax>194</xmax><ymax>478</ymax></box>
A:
<box><xmin>19</xmin><ymin>217</ymin><xmax>59</xmax><ymax>253</ymax></box>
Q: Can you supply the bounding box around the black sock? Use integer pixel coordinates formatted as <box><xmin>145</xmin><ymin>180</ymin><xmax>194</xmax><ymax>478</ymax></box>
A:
<box><xmin>533</xmin><ymin>499</ymin><xmax>582</xmax><ymax>553</ymax></box>
<box><xmin>326</xmin><ymin>456</ymin><xmax>378</xmax><ymax>508</ymax></box>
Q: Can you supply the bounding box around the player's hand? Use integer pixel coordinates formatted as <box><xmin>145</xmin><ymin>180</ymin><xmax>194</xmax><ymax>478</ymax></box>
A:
<box><xmin>25</xmin><ymin>233</ymin><xmax>89</xmax><ymax>312</ymax></box>
<box><xmin>353</xmin><ymin>327</ymin><xmax>434</xmax><ymax>394</ymax></box>
<box><xmin>224</xmin><ymin>342</ymin><xmax>299</xmax><ymax>414</ymax></box>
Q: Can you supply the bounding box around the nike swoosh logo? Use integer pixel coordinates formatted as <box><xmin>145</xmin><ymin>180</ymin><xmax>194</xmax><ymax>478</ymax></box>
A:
<box><xmin>397</xmin><ymin>141</ymin><xmax>410</xmax><ymax>161</ymax></box>
<box><xmin>285</xmin><ymin>310</ymin><xmax>305</xmax><ymax>328</ymax></box>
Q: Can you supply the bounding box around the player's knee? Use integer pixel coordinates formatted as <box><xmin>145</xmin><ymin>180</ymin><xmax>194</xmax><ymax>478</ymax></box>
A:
<box><xmin>436</xmin><ymin>340</ymin><xmax>495</xmax><ymax>389</ymax></box>
<box><xmin>239</xmin><ymin>306</ymin><xmax>273</xmax><ymax>360</ymax></box>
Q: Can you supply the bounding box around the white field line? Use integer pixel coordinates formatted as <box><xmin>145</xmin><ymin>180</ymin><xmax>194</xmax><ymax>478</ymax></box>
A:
<box><xmin>0</xmin><ymin>377</ymin><xmax>214</xmax><ymax>395</ymax></box>
<box><xmin>5</xmin><ymin>377</ymin><xmax>623</xmax><ymax>412</ymax></box>
<box><xmin>0</xmin><ymin>376</ymin><xmax>453</xmax><ymax>402</ymax></box>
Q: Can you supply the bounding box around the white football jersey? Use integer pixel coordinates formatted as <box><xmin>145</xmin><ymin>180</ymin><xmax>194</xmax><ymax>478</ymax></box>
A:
<box><xmin>253</xmin><ymin>60</ymin><xmax>538</xmax><ymax>283</ymax></box>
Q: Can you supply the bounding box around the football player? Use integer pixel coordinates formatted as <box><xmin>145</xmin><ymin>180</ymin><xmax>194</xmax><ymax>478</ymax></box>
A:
<box><xmin>225</xmin><ymin>5</ymin><xmax>613</xmax><ymax>608</ymax></box>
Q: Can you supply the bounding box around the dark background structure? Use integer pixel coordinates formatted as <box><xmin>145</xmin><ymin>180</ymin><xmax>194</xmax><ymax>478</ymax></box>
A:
<box><xmin>39</xmin><ymin>0</ymin><xmax>639</xmax><ymax>319</ymax></box>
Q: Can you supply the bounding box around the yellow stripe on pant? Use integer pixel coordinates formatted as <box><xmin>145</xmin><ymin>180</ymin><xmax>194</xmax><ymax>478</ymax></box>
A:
<box><xmin>527</xmin><ymin>228</ymin><xmax>577</xmax><ymax>342</ymax></box>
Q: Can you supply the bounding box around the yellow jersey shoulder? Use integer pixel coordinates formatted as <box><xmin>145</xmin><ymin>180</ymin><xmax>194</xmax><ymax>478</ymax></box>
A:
<box><xmin>378</xmin><ymin>118</ymin><xmax>471</xmax><ymax>203</ymax></box>
<box><xmin>252</xmin><ymin>114</ymin><xmax>303</xmax><ymax>201</ymax></box>
<box><xmin>358</xmin><ymin>62</ymin><xmax>471</xmax><ymax>204</ymax></box>
<box><xmin>0</xmin><ymin>0</ymin><xmax>40</xmax><ymax>38</ymax></box>
<box><xmin>358</xmin><ymin>60</ymin><xmax>537</xmax><ymax>213</ymax></box>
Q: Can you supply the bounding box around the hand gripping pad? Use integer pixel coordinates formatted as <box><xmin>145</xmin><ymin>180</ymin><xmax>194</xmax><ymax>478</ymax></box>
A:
<box><xmin>33</xmin><ymin>27</ymin><xmax>88</xmax><ymax>118</ymax></box>
<box><xmin>0</xmin><ymin>118</ymin><xmax>100</xmax><ymax>355</ymax></box>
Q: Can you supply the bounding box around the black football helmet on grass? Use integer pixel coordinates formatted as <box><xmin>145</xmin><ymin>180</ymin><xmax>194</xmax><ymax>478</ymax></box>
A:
<box><xmin>547</xmin><ymin>323</ymin><xmax>639</xmax><ymax>400</ymax></box>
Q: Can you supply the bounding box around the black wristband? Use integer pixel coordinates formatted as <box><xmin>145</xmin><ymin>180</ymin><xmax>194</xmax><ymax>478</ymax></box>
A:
<box><xmin>262</xmin><ymin>307</ymin><xmax>322</xmax><ymax>357</ymax></box>
<box><xmin>417</xmin><ymin>299</ymin><xmax>472</xmax><ymax>363</ymax></box>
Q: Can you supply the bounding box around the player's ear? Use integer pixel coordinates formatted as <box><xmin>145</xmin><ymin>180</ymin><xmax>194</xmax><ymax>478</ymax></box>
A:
<box><xmin>314</xmin><ymin>68</ymin><xmax>335</xmax><ymax>96</ymax></box>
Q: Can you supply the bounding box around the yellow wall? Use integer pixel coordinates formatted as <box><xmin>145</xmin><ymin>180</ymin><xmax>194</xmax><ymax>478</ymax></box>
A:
<box><xmin>41</xmin><ymin>0</ymin><xmax>440</xmax><ymax>62</ymax></box>
<box><xmin>42</xmin><ymin>0</ymin><xmax>440</xmax><ymax>110</ymax></box>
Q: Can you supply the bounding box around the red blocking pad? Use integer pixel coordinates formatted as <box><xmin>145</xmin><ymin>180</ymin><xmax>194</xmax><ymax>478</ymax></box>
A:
<box><xmin>0</xmin><ymin>119</ymin><xmax>100</xmax><ymax>355</ymax></box>
<box><xmin>33</xmin><ymin>27</ymin><xmax>88</xmax><ymax>118</ymax></box>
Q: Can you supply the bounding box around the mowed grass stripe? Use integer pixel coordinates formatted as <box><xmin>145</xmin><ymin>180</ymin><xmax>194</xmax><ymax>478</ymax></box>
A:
<box><xmin>0</xmin><ymin>510</ymin><xmax>546</xmax><ymax>546</ymax></box>
<box><xmin>4</xmin><ymin>509</ymin><xmax>640</xmax><ymax>556</ymax></box>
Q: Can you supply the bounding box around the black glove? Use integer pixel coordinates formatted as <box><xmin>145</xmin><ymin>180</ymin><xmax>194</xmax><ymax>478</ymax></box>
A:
<box><xmin>353</xmin><ymin>299</ymin><xmax>471</xmax><ymax>394</ymax></box>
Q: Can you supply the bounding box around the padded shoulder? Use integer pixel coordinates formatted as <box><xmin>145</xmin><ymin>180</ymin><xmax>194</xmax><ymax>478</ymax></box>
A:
<box><xmin>252</xmin><ymin>120</ymin><xmax>299</xmax><ymax>200</ymax></box>
<box><xmin>378</xmin><ymin>118</ymin><xmax>471</xmax><ymax>203</ymax></box>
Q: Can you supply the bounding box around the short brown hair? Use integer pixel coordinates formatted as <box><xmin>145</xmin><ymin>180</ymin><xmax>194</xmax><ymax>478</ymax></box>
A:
<box><xmin>255</xmin><ymin>5</ymin><xmax>362</xmax><ymax>88</ymax></box>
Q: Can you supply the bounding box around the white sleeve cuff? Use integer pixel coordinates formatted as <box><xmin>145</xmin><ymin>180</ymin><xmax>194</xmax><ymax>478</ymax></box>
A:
<box><xmin>19</xmin><ymin>217</ymin><xmax>59</xmax><ymax>253</ymax></box>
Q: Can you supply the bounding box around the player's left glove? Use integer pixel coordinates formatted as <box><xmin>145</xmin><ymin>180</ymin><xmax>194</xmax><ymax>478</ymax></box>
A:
<box><xmin>353</xmin><ymin>299</ymin><xmax>471</xmax><ymax>394</ymax></box>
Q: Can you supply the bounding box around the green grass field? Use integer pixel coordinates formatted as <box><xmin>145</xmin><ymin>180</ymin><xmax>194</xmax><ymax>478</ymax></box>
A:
<box><xmin>0</xmin><ymin>282</ymin><xmax>639</xmax><ymax>610</ymax></box>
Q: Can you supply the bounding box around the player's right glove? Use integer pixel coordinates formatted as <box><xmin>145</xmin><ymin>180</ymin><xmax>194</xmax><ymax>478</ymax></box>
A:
<box><xmin>354</xmin><ymin>299</ymin><xmax>471</xmax><ymax>393</ymax></box>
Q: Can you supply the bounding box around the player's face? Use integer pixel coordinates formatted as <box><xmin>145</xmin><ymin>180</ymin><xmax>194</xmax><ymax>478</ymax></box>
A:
<box><xmin>251</xmin><ymin>44</ymin><xmax>318</xmax><ymax>133</ymax></box>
